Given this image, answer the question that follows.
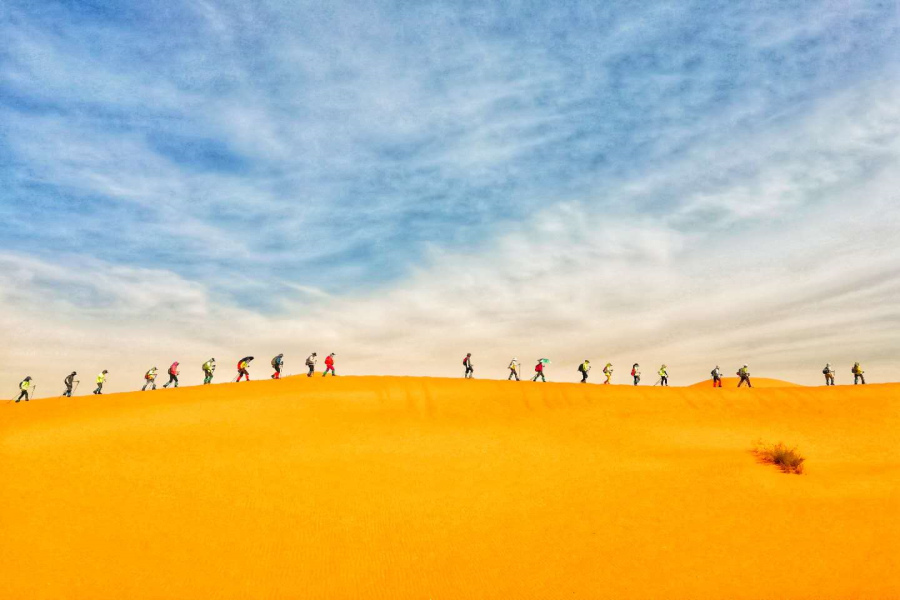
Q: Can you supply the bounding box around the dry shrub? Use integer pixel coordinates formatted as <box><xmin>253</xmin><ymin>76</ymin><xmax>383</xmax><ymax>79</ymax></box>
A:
<box><xmin>752</xmin><ymin>441</ymin><xmax>805</xmax><ymax>474</ymax></box>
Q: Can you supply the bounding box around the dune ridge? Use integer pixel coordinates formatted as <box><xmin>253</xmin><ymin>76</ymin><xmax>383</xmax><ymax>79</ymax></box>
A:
<box><xmin>1</xmin><ymin>376</ymin><xmax>898</xmax><ymax>599</ymax></box>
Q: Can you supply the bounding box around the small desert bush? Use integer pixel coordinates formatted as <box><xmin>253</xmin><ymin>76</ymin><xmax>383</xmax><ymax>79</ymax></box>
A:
<box><xmin>752</xmin><ymin>441</ymin><xmax>805</xmax><ymax>474</ymax></box>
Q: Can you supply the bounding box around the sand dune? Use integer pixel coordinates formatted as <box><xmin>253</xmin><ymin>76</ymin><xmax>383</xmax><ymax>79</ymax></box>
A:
<box><xmin>1</xmin><ymin>376</ymin><xmax>898</xmax><ymax>599</ymax></box>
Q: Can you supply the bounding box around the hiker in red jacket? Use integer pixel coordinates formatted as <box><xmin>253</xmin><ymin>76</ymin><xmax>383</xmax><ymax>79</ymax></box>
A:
<box><xmin>532</xmin><ymin>359</ymin><xmax>546</xmax><ymax>382</ymax></box>
<box><xmin>163</xmin><ymin>361</ymin><xmax>180</xmax><ymax>388</ymax></box>
<box><xmin>323</xmin><ymin>353</ymin><xmax>336</xmax><ymax>376</ymax></box>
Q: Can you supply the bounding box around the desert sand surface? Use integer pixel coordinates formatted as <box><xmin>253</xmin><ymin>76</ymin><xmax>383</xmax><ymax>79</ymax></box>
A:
<box><xmin>1</xmin><ymin>376</ymin><xmax>898</xmax><ymax>599</ymax></box>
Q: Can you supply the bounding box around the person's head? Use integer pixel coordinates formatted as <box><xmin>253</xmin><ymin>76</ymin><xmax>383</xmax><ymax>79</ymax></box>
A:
<box><xmin>743</xmin><ymin>364</ymin><xmax>748</xmax><ymax>368</ymax></box>
<box><xmin>512</xmin><ymin>357</ymin><xmax>517</xmax><ymax>361</ymax></box>
<box><xmin>633</xmin><ymin>363</ymin><xmax>638</xmax><ymax>368</ymax></box>
<box><xmin>211</xmin><ymin>358</ymin><xmax>215</xmax><ymax>362</ymax></box>
<box><xmin>71</xmin><ymin>371</ymin><xmax>77</xmax><ymax>375</ymax></box>
<box><xmin>467</xmin><ymin>353</ymin><xmax>471</xmax><ymax>357</ymax></box>
<box><xmin>102</xmin><ymin>370</ymin><xmax>108</xmax><ymax>374</ymax></box>
<box><xmin>312</xmin><ymin>352</ymin><xmax>317</xmax><ymax>356</ymax></box>
<box><xmin>330</xmin><ymin>353</ymin><xmax>335</xmax><ymax>357</ymax></box>
<box><xmin>25</xmin><ymin>376</ymin><xmax>31</xmax><ymax>381</ymax></box>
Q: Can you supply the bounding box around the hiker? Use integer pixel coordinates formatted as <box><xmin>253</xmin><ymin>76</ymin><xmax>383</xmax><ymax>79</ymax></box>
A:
<box><xmin>305</xmin><ymin>353</ymin><xmax>317</xmax><ymax>377</ymax></box>
<box><xmin>163</xmin><ymin>361</ymin><xmax>180</xmax><ymax>388</ymax></box>
<box><xmin>16</xmin><ymin>376</ymin><xmax>32</xmax><ymax>402</ymax></box>
<box><xmin>508</xmin><ymin>358</ymin><xmax>520</xmax><ymax>381</ymax></box>
<box><xmin>532</xmin><ymin>359</ymin><xmax>547</xmax><ymax>382</ymax></box>
<box><xmin>271</xmin><ymin>354</ymin><xmax>284</xmax><ymax>379</ymax></box>
<box><xmin>657</xmin><ymin>364</ymin><xmax>669</xmax><ymax>386</ymax></box>
<box><xmin>579</xmin><ymin>360</ymin><xmax>591</xmax><ymax>383</ymax></box>
<box><xmin>737</xmin><ymin>365</ymin><xmax>752</xmax><ymax>388</ymax></box>
<box><xmin>711</xmin><ymin>365</ymin><xmax>723</xmax><ymax>388</ymax></box>
<box><xmin>93</xmin><ymin>370</ymin><xmax>108</xmax><ymax>394</ymax></box>
<box><xmin>463</xmin><ymin>353</ymin><xmax>474</xmax><ymax>379</ymax></box>
<box><xmin>142</xmin><ymin>367</ymin><xmax>158</xmax><ymax>391</ymax></box>
<box><xmin>631</xmin><ymin>364</ymin><xmax>641</xmax><ymax>386</ymax></box>
<box><xmin>236</xmin><ymin>357</ymin><xmax>253</xmax><ymax>382</ymax></box>
<box><xmin>323</xmin><ymin>353</ymin><xmax>336</xmax><ymax>376</ymax></box>
<box><xmin>202</xmin><ymin>358</ymin><xmax>216</xmax><ymax>385</ymax></box>
<box><xmin>822</xmin><ymin>363</ymin><xmax>835</xmax><ymax>386</ymax></box>
<box><xmin>63</xmin><ymin>371</ymin><xmax>77</xmax><ymax>397</ymax></box>
<box><xmin>852</xmin><ymin>362</ymin><xmax>865</xmax><ymax>385</ymax></box>
<box><xmin>602</xmin><ymin>363</ymin><xmax>613</xmax><ymax>385</ymax></box>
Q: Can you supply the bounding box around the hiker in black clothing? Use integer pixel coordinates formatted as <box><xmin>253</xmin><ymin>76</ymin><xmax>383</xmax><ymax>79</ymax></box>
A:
<box><xmin>463</xmin><ymin>353</ymin><xmax>474</xmax><ymax>379</ymax></box>
<box><xmin>63</xmin><ymin>372</ymin><xmax>77</xmax><ymax>397</ymax></box>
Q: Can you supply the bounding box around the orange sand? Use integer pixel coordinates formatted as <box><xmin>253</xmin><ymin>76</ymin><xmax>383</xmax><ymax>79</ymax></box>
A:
<box><xmin>1</xmin><ymin>377</ymin><xmax>898</xmax><ymax>599</ymax></box>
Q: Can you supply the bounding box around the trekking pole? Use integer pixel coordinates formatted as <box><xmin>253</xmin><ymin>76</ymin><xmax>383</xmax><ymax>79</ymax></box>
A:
<box><xmin>653</xmin><ymin>379</ymin><xmax>661</xmax><ymax>386</ymax></box>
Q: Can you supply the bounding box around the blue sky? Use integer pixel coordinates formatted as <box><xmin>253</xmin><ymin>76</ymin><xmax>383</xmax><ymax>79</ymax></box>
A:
<box><xmin>2</xmin><ymin>0</ymin><xmax>899</xmax><ymax>389</ymax></box>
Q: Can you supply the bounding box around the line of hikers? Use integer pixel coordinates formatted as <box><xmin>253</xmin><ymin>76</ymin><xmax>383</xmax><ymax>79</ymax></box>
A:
<box><xmin>463</xmin><ymin>356</ymin><xmax>870</xmax><ymax>388</ymax></box>
<box><xmin>12</xmin><ymin>353</ymin><xmax>337</xmax><ymax>402</ymax></box>
<box><xmin>8</xmin><ymin>357</ymin><xmax>871</xmax><ymax>402</ymax></box>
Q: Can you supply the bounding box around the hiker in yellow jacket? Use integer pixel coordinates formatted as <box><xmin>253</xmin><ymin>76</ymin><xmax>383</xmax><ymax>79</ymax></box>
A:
<box><xmin>16</xmin><ymin>376</ymin><xmax>32</xmax><ymax>402</ymax></box>
<box><xmin>658</xmin><ymin>365</ymin><xmax>669</xmax><ymax>387</ymax></box>
<box><xmin>851</xmin><ymin>362</ymin><xmax>866</xmax><ymax>385</ymax></box>
<box><xmin>93</xmin><ymin>370</ymin><xmax>108</xmax><ymax>395</ymax></box>
<box><xmin>737</xmin><ymin>365</ymin><xmax>752</xmax><ymax>388</ymax></box>
<box><xmin>602</xmin><ymin>363</ymin><xmax>613</xmax><ymax>385</ymax></box>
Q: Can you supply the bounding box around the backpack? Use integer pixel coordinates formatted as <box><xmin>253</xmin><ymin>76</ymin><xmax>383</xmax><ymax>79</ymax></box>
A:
<box><xmin>271</xmin><ymin>357</ymin><xmax>279</xmax><ymax>368</ymax></box>
<box><xmin>823</xmin><ymin>368</ymin><xmax>828</xmax><ymax>375</ymax></box>
<box><xmin>851</xmin><ymin>365</ymin><xmax>859</xmax><ymax>374</ymax></box>
<box><xmin>169</xmin><ymin>363</ymin><xmax>178</xmax><ymax>375</ymax></box>
<box><xmin>463</xmin><ymin>358</ymin><xmax>468</xmax><ymax>366</ymax></box>
<box><xmin>711</xmin><ymin>369</ymin><xmax>717</xmax><ymax>377</ymax></box>
<box><xmin>632</xmin><ymin>368</ymin><xmax>637</xmax><ymax>377</ymax></box>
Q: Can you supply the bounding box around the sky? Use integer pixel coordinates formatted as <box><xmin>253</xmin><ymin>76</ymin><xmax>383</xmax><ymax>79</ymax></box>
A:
<box><xmin>1</xmin><ymin>0</ymin><xmax>899</xmax><ymax>394</ymax></box>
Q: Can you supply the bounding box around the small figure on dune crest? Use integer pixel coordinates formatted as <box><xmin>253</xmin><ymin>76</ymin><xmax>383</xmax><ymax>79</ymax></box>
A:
<box><xmin>463</xmin><ymin>353</ymin><xmax>474</xmax><ymax>379</ymax></box>
<box><xmin>631</xmin><ymin>364</ymin><xmax>641</xmax><ymax>386</ymax></box>
<box><xmin>323</xmin><ymin>353</ymin><xmax>336</xmax><ymax>376</ymax></box>
<box><xmin>737</xmin><ymin>365</ymin><xmax>751</xmax><ymax>388</ymax></box>
<box><xmin>62</xmin><ymin>371</ymin><xmax>77</xmax><ymax>397</ymax></box>
<box><xmin>602</xmin><ymin>363</ymin><xmax>613</xmax><ymax>385</ymax></box>
<box><xmin>271</xmin><ymin>354</ymin><xmax>284</xmax><ymax>380</ymax></box>
<box><xmin>163</xmin><ymin>361</ymin><xmax>180</xmax><ymax>388</ymax></box>
<box><xmin>16</xmin><ymin>376</ymin><xmax>32</xmax><ymax>402</ymax></box>
<box><xmin>578</xmin><ymin>360</ymin><xmax>591</xmax><ymax>383</ymax></box>
<box><xmin>93</xmin><ymin>370</ymin><xmax>108</xmax><ymax>395</ymax></box>
<box><xmin>306</xmin><ymin>353</ymin><xmax>317</xmax><ymax>377</ymax></box>
<box><xmin>822</xmin><ymin>363</ymin><xmax>835</xmax><ymax>386</ymax></box>
<box><xmin>142</xmin><ymin>367</ymin><xmax>158</xmax><ymax>391</ymax></box>
<box><xmin>532</xmin><ymin>359</ymin><xmax>549</xmax><ymax>382</ymax></box>
<box><xmin>202</xmin><ymin>358</ymin><xmax>216</xmax><ymax>385</ymax></box>
<box><xmin>508</xmin><ymin>358</ymin><xmax>520</xmax><ymax>381</ymax></box>
<box><xmin>852</xmin><ymin>362</ymin><xmax>866</xmax><ymax>385</ymax></box>
<box><xmin>657</xmin><ymin>364</ymin><xmax>669</xmax><ymax>387</ymax></box>
<box><xmin>711</xmin><ymin>365</ymin><xmax>722</xmax><ymax>388</ymax></box>
<box><xmin>236</xmin><ymin>357</ymin><xmax>253</xmax><ymax>382</ymax></box>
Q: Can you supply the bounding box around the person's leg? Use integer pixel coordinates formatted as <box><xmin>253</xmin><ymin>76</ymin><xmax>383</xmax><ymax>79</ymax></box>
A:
<box><xmin>861</xmin><ymin>375</ymin><xmax>866</xmax><ymax>385</ymax></box>
<box><xmin>532</xmin><ymin>373</ymin><xmax>538</xmax><ymax>381</ymax></box>
<box><xmin>17</xmin><ymin>390</ymin><xmax>26</xmax><ymax>402</ymax></box>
